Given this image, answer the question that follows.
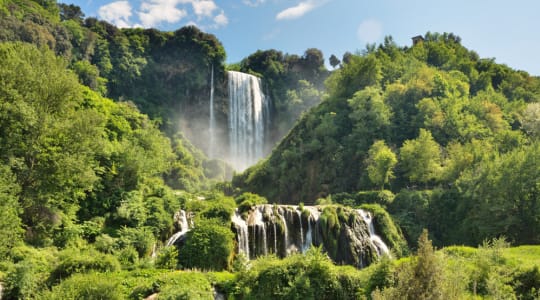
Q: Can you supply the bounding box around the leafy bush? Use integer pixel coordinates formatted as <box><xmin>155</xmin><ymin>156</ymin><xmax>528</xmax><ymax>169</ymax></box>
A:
<box><xmin>49</xmin><ymin>248</ymin><xmax>121</xmax><ymax>283</ymax></box>
<box><xmin>155</xmin><ymin>246</ymin><xmax>178</xmax><ymax>270</ymax></box>
<box><xmin>117</xmin><ymin>226</ymin><xmax>156</xmax><ymax>258</ymax></box>
<box><xmin>235</xmin><ymin>247</ymin><xmax>366</xmax><ymax>299</ymax></box>
<box><xmin>94</xmin><ymin>234</ymin><xmax>116</xmax><ymax>254</ymax></box>
<box><xmin>156</xmin><ymin>272</ymin><xmax>213</xmax><ymax>300</ymax></box>
<box><xmin>179</xmin><ymin>219</ymin><xmax>234</xmax><ymax>271</ymax></box>
<box><xmin>355</xmin><ymin>190</ymin><xmax>395</xmax><ymax>206</ymax></box>
<box><xmin>43</xmin><ymin>273</ymin><xmax>123</xmax><ymax>300</ymax></box>
<box><xmin>235</xmin><ymin>192</ymin><xmax>268</xmax><ymax>214</ymax></box>
<box><xmin>3</xmin><ymin>246</ymin><xmax>57</xmax><ymax>299</ymax></box>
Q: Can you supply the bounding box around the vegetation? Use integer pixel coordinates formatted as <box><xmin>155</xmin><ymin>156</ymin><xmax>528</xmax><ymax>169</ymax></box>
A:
<box><xmin>0</xmin><ymin>0</ymin><xmax>538</xmax><ymax>298</ymax></box>
<box><xmin>235</xmin><ymin>32</ymin><xmax>540</xmax><ymax>248</ymax></box>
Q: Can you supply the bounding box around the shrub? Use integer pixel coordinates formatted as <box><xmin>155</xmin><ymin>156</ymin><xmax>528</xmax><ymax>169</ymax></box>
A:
<box><xmin>155</xmin><ymin>246</ymin><xmax>178</xmax><ymax>270</ymax></box>
<box><xmin>179</xmin><ymin>219</ymin><xmax>234</xmax><ymax>271</ymax></box>
<box><xmin>235</xmin><ymin>192</ymin><xmax>267</xmax><ymax>215</ymax></box>
<box><xmin>49</xmin><ymin>248</ymin><xmax>121</xmax><ymax>283</ymax></box>
<box><xmin>156</xmin><ymin>271</ymin><xmax>213</xmax><ymax>300</ymax></box>
<box><xmin>94</xmin><ymin>234</ymin><xmax>116</xmax><ymax>254</ymax></box>
<box><xmin>43</xmin><ymin>273</ymin><xmax>123</xmax><ymax>300</ymax></box>
<box><xmin>117</xmin><ymin>226</ymin><xmax>156</xmax><ymax>258</ymax></box>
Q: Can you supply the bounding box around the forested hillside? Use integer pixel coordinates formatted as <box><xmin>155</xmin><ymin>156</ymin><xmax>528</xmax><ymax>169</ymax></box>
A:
<box><xmin>1</xmin><ymin>0</ymin><xmax>540</xmax><ymax>298</ymax></box>
<box><xmin>0</xmin><ymin>0</ymin><xmax>328</xmax><ymax>159</ymax></box>
<box><xmin>234</xmin><ymin>34</ymin><xmax>540</xmax><ymax>246</ymax></box>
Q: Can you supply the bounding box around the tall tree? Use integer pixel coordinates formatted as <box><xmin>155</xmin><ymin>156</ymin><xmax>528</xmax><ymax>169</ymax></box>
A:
<box><xmin>366</xmin><ymin>140</ymin><xmax>397</xmax><ymax>189</ymax></box>
<box><xmin>400</xmin><ymin>129</ymin><xmax>442</xmax><ymax>185</ymax></box>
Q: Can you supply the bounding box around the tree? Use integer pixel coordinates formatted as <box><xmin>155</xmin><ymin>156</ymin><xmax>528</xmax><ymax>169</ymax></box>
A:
<box><xmin>522</xmin><ymin>102</ymin><xmax>540</xmax><ymax>138</ymax></box>
<box><xmin>366</xmin><ymin>141</ymin><xmax>397</xmax><ymax>189</ymax></box>
<box><xmin>410</xmin><ymin>229</ymin><xmax>444</xmax><ymax>299</ymax></box>
<box><xmin>0</xmin><ymin>165</ymin><xmax>23</xmax><ymax>259</ymax></box>
<box><xmin>400</xmin><ymin>129</ymin><xmax>442</xmax><ymax>185</ymax></box>
<box><xmin>348</xmin><ymin>86</ymin><xmax>392</xmax><ymax>151</ymax></box>
<box><xmin>179</xmin><ymin>219</ymin><xmax>234</xmax><ymax>270</ymax></box>
<box><xmin>329</xmin><ymin>54</ymin><xmax>341</xmax><ymax>69</ymax></box>
<box><xmin>373</xmin><ymin>229</ymin><xmax>446</xmax><ymax>300</ymax></box>
<box><xmin>58</xmin><ymin>3</ymin><xmax>84</xmax><ymax>22</ymax></box>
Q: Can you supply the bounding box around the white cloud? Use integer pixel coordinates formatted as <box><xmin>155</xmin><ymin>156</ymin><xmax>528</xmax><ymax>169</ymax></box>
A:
<box><xmin>276</xmin><ymin>1</ymin><xmax>314</xmax><ymax>20</ymax></box>
<box><xmin>357</xmin><ymin>19</ymin><xmax>383</xmax><ymax>44</ymax></box>
<box><xmin>133</xmin><ymin>0</ymin><xmax>227</xmax><ymax>29</ymax></box>
<box><xmin>276</xmin><ymin>0</ymin><xmax>328</xmax><ymax>21</ymax></box>
<box><xmin>98</xmin><ymin>1</ymin><xmax>133</xmax><ymax>28</ymax></box>
<box><xmin>138</xmin><ymin>0</ymin><xmax>188</xmax><ymax>27</ymax></box>
<box><xmin>243</xmin><ymin>0</ymin><xmax>265</xmax><ymax>7</ymax></box>
<box><xmin>213</xmin><ymin>10</ymin><xmax>228</xmax><ymax>27</ymax></box>
<box><xmin>192</xmin><ymin>0</ymin><xmax>218</xmax><ymax>18</ymax></box>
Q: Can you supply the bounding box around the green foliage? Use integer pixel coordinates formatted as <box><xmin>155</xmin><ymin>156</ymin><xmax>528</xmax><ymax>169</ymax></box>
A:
<box><xmin>43</xmin><ymin>272</ymin><xmax>124</xmax><ymax>300</ymax></box>
<box><xmin>366</xmin><ymin>141</ymin><xmax>397</xmax><ymax>189</ymax></box>
<box><xmin>373</xmin><ymin>229</ymin><xmax>449</xmax><ymax>299</ymax></box>
<box><xmin>3</xmin><ymin>246</ymin><xmax>57</xmax><ymax>299</ymax></box>
<box><xmin>235</xmin><ymin>192</ymin><xmax>267</xmax><ymax>215</ymax></box>
<box><xmin>117</xmin><ymin>226</ymin><xmax>156</xmax><ymax>259</ymax></box>
<box><xmin>179</xmin><ymin>219</ymin><xmax>234</xmax><ymax>271</ymax></box>
<box><xmin>49</xmin><ymin>247</ymin><xmax>121</xmax><ymax>283</ymax></box>
<box><xmin>154</xmin><ymin>272</ymin><xmax>213</xmax><ymax>299</ymax></box>
<box><xmin>155</xmin><ymin>246</ymin><xmax>179</xmax><ymax>270</ymax></box>
<box><xmin>235</xmin><ymin>247</ymin><xmax>366</xmax><ymax>299</ymax></box>
<box><xmin>360</xmin><ymin>204</ymin><xmax>408</xmax><ymax>257</ymax></box>
<box><xmin>0</xmin><ymin>164</ymin><xmax>23</xmax><ymax>259</ymax></box>
<box><xmin>399</xmin><ymin>129</ymin><xmax>442</xmax><ymax>185</ymax></box>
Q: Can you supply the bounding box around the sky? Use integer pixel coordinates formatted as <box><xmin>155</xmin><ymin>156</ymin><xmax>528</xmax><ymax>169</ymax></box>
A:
<box><xmin>63</xmin><ymin>0</ymin><xmax>540</xmax><ymax>76</ymax></box>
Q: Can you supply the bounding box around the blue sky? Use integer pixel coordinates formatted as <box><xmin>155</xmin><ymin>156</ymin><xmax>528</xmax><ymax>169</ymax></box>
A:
<box><xmin>64</xmin><ymin>0</ymin><xmax>540</xmax><ymax>75</ymax></box>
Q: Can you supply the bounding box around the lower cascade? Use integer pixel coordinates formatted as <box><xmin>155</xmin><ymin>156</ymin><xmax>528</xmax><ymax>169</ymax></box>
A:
<box><xmin>169</xmin><ymin>205</ymin><xmax>390</xmax><ymax>268</ymax></box>
<box><xmin>166</xmin><ymin>210</ymin><xmax>191</xmax><ymax>247</ymax></box>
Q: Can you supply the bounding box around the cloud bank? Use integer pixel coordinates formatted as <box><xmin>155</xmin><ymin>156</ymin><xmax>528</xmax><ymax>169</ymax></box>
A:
<box><xmin>98</xmin><ymin>0</ymin><xmax>228</xmax><ymax>29</ymax></box>
<box><xmin>98</xmin><ymin>1</ymin><xmax>133</xmax><ymax>28</ymax></box>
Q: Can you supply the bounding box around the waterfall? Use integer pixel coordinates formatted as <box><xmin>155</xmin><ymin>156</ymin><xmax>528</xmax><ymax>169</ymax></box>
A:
<box><xmin>277</xmin><ymin>209</ymin><xmax>290</xmax><ymax>254</ymax></box>
<box><xmin>166</xmin><ymin>210</ymin><xmax>190</xmax><ymax>247</ymax></box>
<box><xmin>297</xmin><ymin>210</ymin><xmax>304</xmax><ymax>248</ymax></box>
<box><xmin>232</xmin><ymin>209</ymin><xmax>250</xmax><ymax>257</ymax></box>
<box><xmin>227</xmin><ymin>71</ymin><xmax>269</xmax><ymax>171</ymax></box>
<box><xmin>209</xmin><ymin>65</ymin><xmax>215</xmax><ymax>158</ymax></box>
<box><xmin>165</xmin><ymin>205</ymin><xmax>390</xmax><ymax>268</ymax></box>
<box><xmin>357</xmin><ymin>209</ymin><xmax>390</xmax><ymax>256</ymax></box>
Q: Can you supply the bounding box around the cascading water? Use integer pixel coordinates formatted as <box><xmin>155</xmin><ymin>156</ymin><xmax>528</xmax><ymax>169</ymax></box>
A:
<box><xmin>208</xmin><ymin>65</ymin><xmax>215</xmax><ymax>158</ymax></box>
<box><xmin>166</xmin><ymin>210</ymin><xmax>190</xmax><ymax>246</ymax></box>
<box><xmin>357</xmin><ymin>209</ymin><xmax>390</xmax><ymax>256</ymax></box>
<box><xmin>167</xmin><ymin>205</ymin><xmax>390</xmax><ymax>268</ymax></box>
<box><xmin>232</xmin><ymin>209</ymin><xmax>249</xmax><ymax>257</ymax></box>
<box><xmin>227</xmin><ymin>71</ymin><xmax>269</xmax><ymax>170</ymax></box>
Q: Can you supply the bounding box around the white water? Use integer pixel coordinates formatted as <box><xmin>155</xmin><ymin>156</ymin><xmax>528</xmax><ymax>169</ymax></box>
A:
<box><xmin>297</xmin><ymin>210</ymin><xmax>304</xmax><ymax>247</ymax></box>
<box><xmin>358</xmin><ymin>209</ymin><xmax>390</xmax><ymax>256</ymax></box>
<box><xmin>208</xmin><ymin>65</ymin><xmax>215</xmax><ymax>158</ymax></box>
<box><xmin>232</xmin><ymin>209</ymin><xmax>250</xmax><ymax>257</ymax></box>
<box><xmin>277</xmin><ymin>211</ymin><xmax>290</xmax><ymax>254</ymax></box>
<box><xmin>166</xmin><ymin>210</ymin><xmax>190</xmax><ymax>247</ymax></box>
<box><xmin>302</xmin><ymin>206</ymin><xmax>320</xmax><ymax>253</ymax></box>
<box><xmin>227</xmin><ymin>71</ymin><xmax>269</xmax><ymax>171</ymax></box>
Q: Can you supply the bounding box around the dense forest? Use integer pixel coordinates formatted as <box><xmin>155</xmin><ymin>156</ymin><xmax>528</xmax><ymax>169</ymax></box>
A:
<box><xmin>234</xmin><ymin>33</ymin><xmax>540</xmax><ymax>246</ymax></box>
<box><xmin>0</xmin><ymin>0</ymin><xmax>539</xmax><ymax>299</ymax></box>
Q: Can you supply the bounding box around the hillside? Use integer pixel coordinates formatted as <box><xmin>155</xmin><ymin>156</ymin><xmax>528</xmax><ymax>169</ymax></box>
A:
<box><xmin>1</xmin><ymin>1</ymin><xmax>540</xmax><ymax>298</ymax></box>
<box><xmin>234</xmin><ymin>34</ymin><xmax>540</xmax><ymax>246</ymax></box>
